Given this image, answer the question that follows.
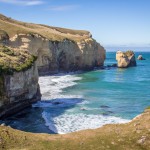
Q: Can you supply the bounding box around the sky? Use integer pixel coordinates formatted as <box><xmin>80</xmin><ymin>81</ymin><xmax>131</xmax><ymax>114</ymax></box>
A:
<box><xmin>0</xmin><ymin>0</ymin><xmax>150</xmax><ymax>47</ymax></box>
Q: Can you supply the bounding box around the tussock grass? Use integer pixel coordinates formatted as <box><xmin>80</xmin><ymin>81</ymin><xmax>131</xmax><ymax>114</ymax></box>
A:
<box><xmin>0</xmin><ymin>45</ymin><xmax>37</xmax><ymax>75</ymax></box>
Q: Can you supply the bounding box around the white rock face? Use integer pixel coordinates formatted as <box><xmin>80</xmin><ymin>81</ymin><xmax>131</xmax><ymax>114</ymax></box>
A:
<box><xmin>0</xmin><ymin>63</ymin><xmax>41</xmax><ymax>118</ymax></box>
<box><xmin>116</xmin><ymin>51</ymin><xmax>130</xmax><ymax>68</ymax></box>
<box><xmin>9</xmin><ymin>34</ymin><xmax>106</xmax><ymax>74</ymax></box>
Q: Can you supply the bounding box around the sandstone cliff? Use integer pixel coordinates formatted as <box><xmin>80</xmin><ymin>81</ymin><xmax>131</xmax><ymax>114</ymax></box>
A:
<box><xmin>0</xmin><ymin>14</ymin><xmax>105</xmax><ymax>75</ymax></box>
<box><xmin>116</xmin><ymin>50</ymin><xmax>136</xmax><ymax>68</ymax></box>
<box><xmin>0</xmin><ymin>46</ymin><xmax>41</xmax><ymax>118</ymax></box>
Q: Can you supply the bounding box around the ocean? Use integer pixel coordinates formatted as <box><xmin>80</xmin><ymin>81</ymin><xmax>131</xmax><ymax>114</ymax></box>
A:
<box><xmin>3</xmin><ymin>50</ymin><xmax>150</xmax><ymax>134</ymax></box>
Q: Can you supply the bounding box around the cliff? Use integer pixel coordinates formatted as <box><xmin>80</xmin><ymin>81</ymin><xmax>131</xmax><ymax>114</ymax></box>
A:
<box><xmin>0</xmin><ymin>45</ymin><xmax>41</xmax><ymax>118</ymax></box>
<box><xmin>0</xmin><ymin>14</ymin><xmax>105</xmax><ymax>75</ymax></box>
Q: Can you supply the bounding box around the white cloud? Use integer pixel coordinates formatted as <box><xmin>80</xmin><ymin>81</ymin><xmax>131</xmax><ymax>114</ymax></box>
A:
<box><xmin>48</xmin><ymin>5</ymin><xmax>79</xmax><ymax>11</ymax></box>
<box><xmin>0</xmin><ymin>0</ymin><xmax>44</xmax><ymax>6</ymax></box>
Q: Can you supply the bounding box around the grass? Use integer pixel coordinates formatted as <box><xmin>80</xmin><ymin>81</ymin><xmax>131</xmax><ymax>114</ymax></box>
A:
<box><xmin>0</xmin><ymin>45</ymin><xmax>37</xmax><ymax>75</ymax></box>
<box><xmin>124</xmin><ymin>50</ymin><xmax>135</xmax><ymax>57</ymax></box>
<box><xmin>0</xmin><ymin>108</ymin><xmax>150</xmax><ymax>150</ymax></box>
<box><xmin>0</xmin><ymin>14</ymin><xmax>91</xmax><ymax>42</ymax></box>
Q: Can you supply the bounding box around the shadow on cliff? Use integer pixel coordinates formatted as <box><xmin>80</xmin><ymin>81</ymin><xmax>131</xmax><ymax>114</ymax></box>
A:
<box><xmin>3</xmin><ymin>98</ymin><xmax>84</xmax><ymax>134</ymax></box>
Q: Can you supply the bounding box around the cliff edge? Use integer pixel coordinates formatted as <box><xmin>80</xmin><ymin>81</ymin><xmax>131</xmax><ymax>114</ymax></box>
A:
<box><xmin>0</xmin><ymin>14</ymin><xmax>105</xmax><ymax>75</ymax></box>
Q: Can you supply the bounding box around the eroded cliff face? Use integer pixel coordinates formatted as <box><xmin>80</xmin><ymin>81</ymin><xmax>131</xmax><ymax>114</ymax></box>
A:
<box><xmin>0</xmin><ymin>45</ymin><xmax>41</xmax><ymax>118</ymax></box>
<box><xmin>0</xmin><ymin>63</ymin><xmax>41</xmax><ymax>118</ymax></box>
<box><xmin>9</xmin><ymin>34</ymin><xmax>105</xmax><ymax>75</ymax></box>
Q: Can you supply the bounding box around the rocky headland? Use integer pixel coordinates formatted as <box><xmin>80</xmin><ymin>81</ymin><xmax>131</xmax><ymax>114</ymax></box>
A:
<box><xmin>0</xmin><ymin>14</ymin><xmax>105</xmax><ymax>75</ymax></box>
<box><xmin>0</xmin><ymin>14</ymin><xmax>105</xmax><ymax>118</ymax></box>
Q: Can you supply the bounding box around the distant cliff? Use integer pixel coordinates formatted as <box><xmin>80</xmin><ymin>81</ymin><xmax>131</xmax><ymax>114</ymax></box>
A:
<box><xmin>0</xmin><ymin>14</ymin><xmax>105</xmax><ymax>75</ymax></box>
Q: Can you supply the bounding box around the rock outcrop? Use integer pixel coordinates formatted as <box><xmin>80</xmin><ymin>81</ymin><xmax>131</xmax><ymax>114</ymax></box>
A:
<box><xmin>137</xmin><ymin>55</ymin><xmax>145</xmax><ymax>60</ymax></box>
<box><xmin>0</xmin><ymin>46</ymin><xmax>41</xmax><ymax>118</ymax></box>
<box><xmin>116</xmin><ymin>51</ymin><xmax>136</xmax><ymax>68</ymax></box>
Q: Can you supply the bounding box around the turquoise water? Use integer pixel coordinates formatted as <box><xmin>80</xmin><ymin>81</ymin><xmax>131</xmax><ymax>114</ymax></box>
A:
<box><xmin>3</xmin><ymin>51</ymin><xmax>150</xmax><ymax>134</ymax></box>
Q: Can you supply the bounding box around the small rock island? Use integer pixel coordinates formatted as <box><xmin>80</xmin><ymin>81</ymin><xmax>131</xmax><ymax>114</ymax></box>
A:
<box><xmin>137</xmin><ymin>55</ymin><xmax>145</xmax><ymax>60</ymax></box>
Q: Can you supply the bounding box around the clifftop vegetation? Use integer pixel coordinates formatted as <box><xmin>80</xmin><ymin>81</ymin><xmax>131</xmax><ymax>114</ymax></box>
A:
<box><xmin>0</xmin><ymin>14</ymin><xmax>91</xmax><ymax>42</ymax></box>
<box><xmin>0</xmin><ymin>45</ymin><xmax>37</xmax><ymax>75</ymax></box>
<box><xmin>124</xmin><ymin>50</ymin><xmax>135</xmax><ymax>57</ymax></box>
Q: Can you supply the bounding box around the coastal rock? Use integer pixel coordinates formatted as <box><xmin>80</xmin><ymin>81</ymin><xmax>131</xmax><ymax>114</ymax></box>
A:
<box><xmin>137</xmin><ymin>55</ymin><xmax>145</xmax><ymax>60</ymax></box>
<box><xmin>116</xmin><ymin>51</ymin><xmax>136</xmax><ymax>68</ymax></box>
<box><xmin>107</xmin><ymin>64</ymin><xmax>117</xmax><ymax>68</ymax></box>
<box><xmin>0</xmin><ymin>46</ymin><xmax>41</xmax><ymax>118</ymax></box>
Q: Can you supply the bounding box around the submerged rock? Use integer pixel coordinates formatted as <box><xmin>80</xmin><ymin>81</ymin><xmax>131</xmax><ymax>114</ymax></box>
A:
<box><xmin>116</xmin><ymin>50</ymin><xmax>136</xmax><ymax>68</ymax></box>
<box><xmin>107</xmin><ymin>64</ymin><xmax>117</xmax><ymax>68</ymax></box>
<box><xmin>100</xmin><ymin>105</ymin><xmax>110</xmax><ymax>108</ymax></box>
<box><xmin>137</xmin><ymin>55</ymin><xmax>145</xmax><ymax>60</ymax></box>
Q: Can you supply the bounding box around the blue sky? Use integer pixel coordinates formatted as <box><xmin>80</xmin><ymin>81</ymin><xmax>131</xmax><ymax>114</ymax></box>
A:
<box><xmin>0</xmin><ymin>0</ymin><xmax>150</xmax><ymax>47</ymax></box>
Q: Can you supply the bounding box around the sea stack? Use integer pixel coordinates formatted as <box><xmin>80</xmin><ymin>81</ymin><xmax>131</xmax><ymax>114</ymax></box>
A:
<box><xmin>116</xmin><ymin>50</ymin><xmax>136</xmax><ymax>68</ymax></box>
<box><xmin>137</xmin><ymin>55</ymin><xmax>145</xmax><ymax>60</ymax></box>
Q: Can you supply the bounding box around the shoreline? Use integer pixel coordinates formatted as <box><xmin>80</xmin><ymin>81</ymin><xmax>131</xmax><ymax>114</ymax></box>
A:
<box><xmin>0</xmin><ymin>107</ymin><xmax>150</xmax><ymax>149</ymax></box>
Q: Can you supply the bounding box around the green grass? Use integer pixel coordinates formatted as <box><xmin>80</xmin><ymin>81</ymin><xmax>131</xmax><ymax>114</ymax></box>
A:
<box><xmin>0</xmin><ymin>45</ymin><xmax>37</xmax><ymax>75</ymax></box>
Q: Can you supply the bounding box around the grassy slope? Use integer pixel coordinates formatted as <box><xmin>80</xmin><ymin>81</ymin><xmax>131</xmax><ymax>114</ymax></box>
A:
<box><xmin>0</xmin><ymin>14</ymin><xmax>90</xmax><ymax>42</ymax></box>
<box><xmin>0</xmin><ymin>108</ymin><xmax>150</xmax><ymax>150</ymax></box>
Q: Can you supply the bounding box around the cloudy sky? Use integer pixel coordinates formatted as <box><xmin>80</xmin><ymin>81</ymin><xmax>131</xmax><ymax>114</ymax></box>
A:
<box><xmin>0</xmin><ymin>0</ymin><xmax>150</xmax><ymax>47</ymax></box>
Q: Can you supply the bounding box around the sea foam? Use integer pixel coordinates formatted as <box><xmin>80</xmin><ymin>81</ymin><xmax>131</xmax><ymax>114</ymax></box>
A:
<box><xmin>39</xmin><ymin>74</ymin><xmax>82</xmax><ymax>100</ymax></box>
<box><xmin>42</xmin><ymin>112</ymin><xmax>129</xmax><ymax>134</ymax></box>
<box><xmin>38</xmin><ymin>74</ymin><xmax>130</xmax><ymax>134</ymax></box>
